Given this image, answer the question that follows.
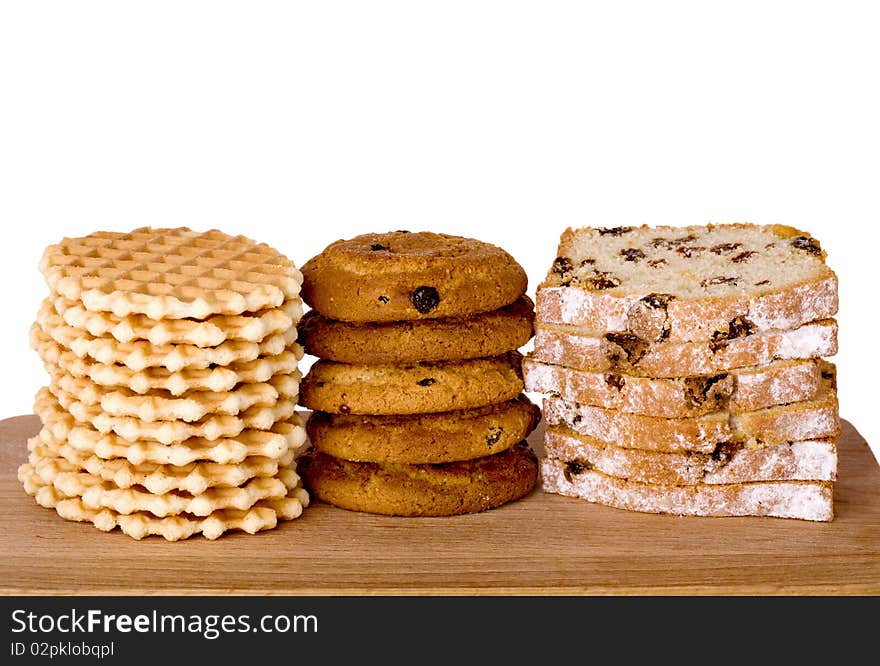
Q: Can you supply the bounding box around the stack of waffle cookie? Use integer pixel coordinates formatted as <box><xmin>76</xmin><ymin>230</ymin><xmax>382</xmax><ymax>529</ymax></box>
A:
<box><xmin>524</xmin><ymin>224</ymin><xmax>840</xmax><ymax>521</ymax></box>
<box><xmin>297</xmin><ymin>231</ymin><xmax>540</xmax><ymax>516</ymax></box>
<box><xmin>20</xmin><ymin>227</ymin><xmax>310</xmax><ymax>540</ymax></box>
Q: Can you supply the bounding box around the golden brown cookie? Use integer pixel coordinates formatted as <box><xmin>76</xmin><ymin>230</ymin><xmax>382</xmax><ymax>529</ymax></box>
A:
<box><xmin>298</xmin><ymin>296</ymin><xmax>535</xmax><ymax>364</ymax></box>
<box><xmin>299</xmin><ymin>443</ymin><xmax>538</xmax><ymax>516</ymax></box>
<box><xmin>299</xmin><ymin>353</ymin><xmax>524</xmax><ymax>415</ymax></box>
<box><xmin>300</xmin><ymin>231</ymin><xmax>528</xmax><ymax>322</ymax></box>
<box><xmin>307</xmin><ymin>396</ymin><xmax>540</xmax><ymax>464</ymax></box>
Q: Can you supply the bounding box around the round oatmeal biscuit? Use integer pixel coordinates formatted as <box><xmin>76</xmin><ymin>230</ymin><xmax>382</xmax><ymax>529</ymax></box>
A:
<box><xmin>300</xmin><ymin>231</ymin><xmax>528</xmax><ymax>322</ymax></box>
<box><xmin>299</xmin><ymin>353</ymin><xmax>524</xmax><ymax>415</ymax></box>
<box><xmin>299</xmin><ymin>296</ymin><xmax>534</xmax><ymax>364</ymax></box>
<box><xmin>308</xmin><ymin>396</ymin><xmax>541</xmax><ymax>464</ymax></box>
<box><xmin>299</xmin><ymin>442</ymin><xmax>538</xmax><ymax>516</ymax></box>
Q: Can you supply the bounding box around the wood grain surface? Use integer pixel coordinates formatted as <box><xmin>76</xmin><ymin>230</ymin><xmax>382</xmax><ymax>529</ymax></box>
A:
<box><xmin>1</xmin><ymin>414</ymin><xmax>878</xmax><ymax>595</ymax></box>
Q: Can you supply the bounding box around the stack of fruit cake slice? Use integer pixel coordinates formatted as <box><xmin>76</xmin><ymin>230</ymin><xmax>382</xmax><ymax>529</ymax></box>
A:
<box><xmin>524</xmin><ymin>224</ymin><xmax>839</xmax><ymax>521</ymax></box>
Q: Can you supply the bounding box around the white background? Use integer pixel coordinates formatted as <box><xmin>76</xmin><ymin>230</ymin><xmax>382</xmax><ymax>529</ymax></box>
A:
<box><xmin>0</xmin><ymin>1</ymin><xmax>877</xmax><ymax>457</ymax></box>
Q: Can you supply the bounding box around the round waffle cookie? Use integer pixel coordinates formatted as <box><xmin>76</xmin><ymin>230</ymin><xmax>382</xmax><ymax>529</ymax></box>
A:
<box><xmin>50</xmin><ymin>384</ymin><xmax>297</xmax><ymax>445</ymax></box>
<box><xmin>29</xmin><ymin>433</ymin><xmax>296</xmax><ymax>495</ymax></box>
<box><xmin>51</xmin><ymin>296</ymin><xmax>303</xmax><ymax>347</ymax></box>
<box><xmin>25</xmin><ymin>450</ymin><xmax>297</xmax><ymax>517</ymax></box>
<box><xmin>308</xmin><ymin>397</ymin><xmax>541</xmax><ymax>464</ymax></box>
<box><xmin>299</xmin><ymin>296</ymin><xmax>535</xmax><ymax>364</ymax></box>
<box><xmin>25</xmin><ymin>226</ymin><xmax>310</xmax><ymax>540</ymax></box>
<box><xmin>33</xmin><ymin>388</ymin><xmax>306</xmax><ymax>465</ymax></box>
<box><xmin>299</xmin><ymin>352</ymin><xmax>525</xmax><ymax>415</ymax></box>
<box><xmin>300</xmin><ymin>443</ymin><xmax>538</xmax><ymax>516</ymax></box>
<box><xmin>40</xmin><ymin>227</ymin><xmax>302</xmax><ymax>319</ymax></box>
<box><xmin>19</xmin><ymin>463</ymin><xmax>309</xmax><ymax>541</ymax></box>
<box><xmin>49</xmin><ymin>371</ymin><xmax>299</xmax><ymax>422</ymax></box>
<box><xmin>33</xmin><ymin>328</ymin><xmax>302</xmax><ymax>395</ymax></box>
<box><xmin>300</xmin><ymin>231</ymin><xmax>528</xmax><ymax>322</ymax></box>
<box><xmin>33</xmin><ymin>310</ymin><xmax>299</xmax><ymax>372</ymax></box>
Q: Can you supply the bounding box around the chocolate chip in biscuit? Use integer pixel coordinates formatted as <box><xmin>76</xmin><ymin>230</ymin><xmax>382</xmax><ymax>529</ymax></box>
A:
<box><xmin>486</xmin><ymin>426</ymin><xmax>503</xmax><ymax>447</ymax></box>
<box><xmin>412</xmin><ymin>286</ymin><xmax>440</xmax><ymax>313</ymax></box>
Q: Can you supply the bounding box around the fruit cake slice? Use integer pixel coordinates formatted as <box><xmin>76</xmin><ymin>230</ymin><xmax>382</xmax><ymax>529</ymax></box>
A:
<box><xmin>536</xmin><ymin>224</ymin><xmax>837</xmax><ymax>343</ymax></box>
<box><xmin>531</xmin><ymin>318</ymin><xmax>837</xmax><ymax>378</ymax></box>
<box><xmin>542</xmin><ymin>363</ymin><xmax>839</xmax><ymax>453</ymax></box>
<box><xmin>523</xmin><ymin>357</ymin><xmax>823</xmax><ymax>418</ymax></box>
<box><xmin>541</xmin><ymin>460</ymin><xmax>833</xmax><ymax>521</ymax></box>
<box><xmin>543</xmin><ymin>424</ymin><xmax>837</xmax><ymax>486</ymax></box>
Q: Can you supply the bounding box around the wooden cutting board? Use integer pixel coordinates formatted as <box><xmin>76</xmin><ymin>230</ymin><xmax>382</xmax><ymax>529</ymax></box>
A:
<box><xmin>1</xmin><ymin>414</ymin><xmax>878</xmax><ymax>595</ymax></box>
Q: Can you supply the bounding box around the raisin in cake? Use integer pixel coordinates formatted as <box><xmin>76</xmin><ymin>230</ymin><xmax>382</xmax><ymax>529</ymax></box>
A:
<box><xmin>531</xmin><ymin>318</ymin><xmax>837</xmax><ymax>378</ymax></box>
<box><xmin>541</xmin><ymin>462</ymin><xmax>833</xmax><ymax>521</ymax></box>
<box><xmin>541</xmin><ymin>362</ymin><xmax>839</xmax><ymax>453</ymax></box>
<box><xmin>537</xmin><ymin>224</ymin><xmax>838</xmax><ymax>343</ymax></box>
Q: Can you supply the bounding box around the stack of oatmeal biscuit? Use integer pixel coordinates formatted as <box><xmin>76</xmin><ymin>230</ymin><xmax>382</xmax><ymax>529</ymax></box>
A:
<box><xmin>524</xmin><ymin>224</ymin><xmax>840</xmax><ymax>521</ymax></box>
<box><xmin>20</xmin><ymin>227</ymin><xmax>310</xmax><ymax>540</ymax></box>
<box><xmin>297</xmin><ymin>231</ymin><xmax>540</xmax><ymax>516</ymax></box>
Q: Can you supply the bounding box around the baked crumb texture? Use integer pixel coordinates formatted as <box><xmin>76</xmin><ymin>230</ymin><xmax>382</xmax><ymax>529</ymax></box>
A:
<box><xmin>526</xmin><ymin>223</ymin><xmax>839</xmax><ymax>521</ymax></box>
